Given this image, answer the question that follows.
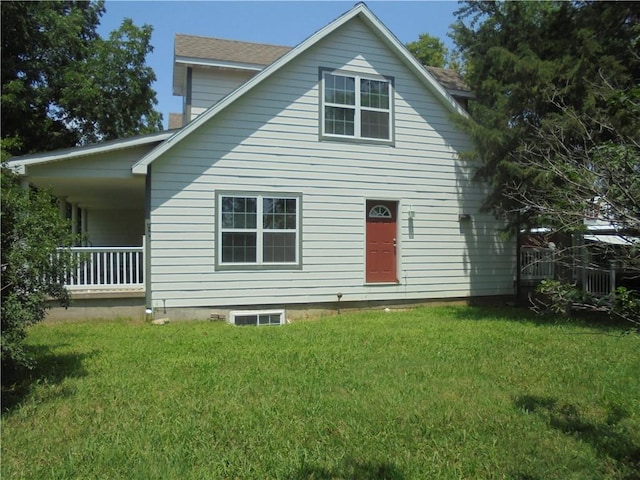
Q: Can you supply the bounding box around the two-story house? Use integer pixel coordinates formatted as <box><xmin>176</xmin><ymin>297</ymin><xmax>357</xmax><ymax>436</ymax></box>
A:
<box><xmin>9</xmin><ymin>3</ymin><xmax>514</xmax><ymax>323</ymax></box>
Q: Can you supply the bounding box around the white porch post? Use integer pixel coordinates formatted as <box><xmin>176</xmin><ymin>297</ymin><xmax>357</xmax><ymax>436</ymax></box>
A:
<box><xmin>81</xmin><ymin>208</ymin><xmax>88</xmax><ymax>246</ymax></box>
<box><xmin>71</xmin><ymin>203</ymin><xmax>79</xmax><ymax>237</ymax></box>
<box><xmin>58</xmin><ymin>197</ymin><xmax>68</xmax><ymax>218</ymax></box>
<box><xmin>609</xmin><ymin>260</ymin><xmax>616</xmax><ymax>297</ymax></box>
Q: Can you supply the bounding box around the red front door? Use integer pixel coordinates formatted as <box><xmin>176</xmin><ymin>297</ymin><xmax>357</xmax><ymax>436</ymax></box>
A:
<box><xmin>366</xmin><ymin>200</ymin><xmax>397</xmax><ymax>283</ymax></box>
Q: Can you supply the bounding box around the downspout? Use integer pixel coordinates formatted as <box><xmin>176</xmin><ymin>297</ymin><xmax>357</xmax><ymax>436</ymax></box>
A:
<box><xmin>144</xmin><ymin>165</ymin><xmax>152</xmax><ymax>312</ymax></box>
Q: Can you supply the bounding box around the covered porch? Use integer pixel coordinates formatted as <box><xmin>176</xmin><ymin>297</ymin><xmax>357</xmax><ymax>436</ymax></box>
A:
<box><xmin>22</xmin><ymin>152</ymin><xmax>147</xmax><ymax>295</ymax></box>
<box><xmin>9</xmin><ymin>132</ymin><xmax>172</xmax><ymax>304</ymax></box>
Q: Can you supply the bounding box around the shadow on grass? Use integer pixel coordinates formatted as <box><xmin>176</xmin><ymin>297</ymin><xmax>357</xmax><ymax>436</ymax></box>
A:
<box><xmin>1</xmin><ymin>344</ymin><xmax>96</xmax><ymax>414</ymax></box>
<box><xmin>515</xmin><ymin>395</ymin><xmax>640</xmax><ymax>479</ymax></box>
<box><xmin>288</xmin><ymin>458</ymin><xmax>404</xmax><ymax>480</ymax></box>
<box><xmin>447</xmin><ymin>305</ymin><xmax>637</xmax><ymax>333</ymax></box>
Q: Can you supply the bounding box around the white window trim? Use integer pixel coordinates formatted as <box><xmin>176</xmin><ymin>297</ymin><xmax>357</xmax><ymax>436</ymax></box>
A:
<box><xmin>320</xmin><ymin>68</ymin><xmax>394</xmax><ymax>144</ymax></box>
<box><xmin>229</xmin><ymin>309</ymin><xmax>287</xmax><ymax>326</ymax></box>
<box><xmin>216</xmin><ymin>192</ymin><xmax>302</xmax><ymax>271</ymax></box>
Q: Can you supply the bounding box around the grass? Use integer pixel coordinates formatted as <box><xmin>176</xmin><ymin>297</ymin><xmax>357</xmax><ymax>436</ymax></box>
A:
<box><xmin>2</xmin><ymin>306</ymin><xmax>639</xmax><ymax>479</ymax></box>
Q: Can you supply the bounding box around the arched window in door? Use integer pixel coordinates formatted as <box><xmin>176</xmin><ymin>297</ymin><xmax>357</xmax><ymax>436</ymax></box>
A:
<box><xmin>368</xmin><ymin>204</ymin><xmax>392</xmax><ymax>218</ymax></box>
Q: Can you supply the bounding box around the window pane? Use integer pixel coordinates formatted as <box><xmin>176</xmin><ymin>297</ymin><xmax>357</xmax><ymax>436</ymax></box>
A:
<box><xmin>361</xmin><ymin>110</ymin><xmax>390</xmax><ymax>139</ymax></box>
<box><xmin>235</xmin><ymin>315</ymin><xmax>258</xmax><ymax>326</ymax></box>
<box><xmin>325</xmin><ymin>74</ymin><xmax>355</xmax><ymax>106</ymax></box>
<box><xmin>264</xmin><ymin>198</ymin><xmax>297</xmax><ymax>230</ymax></box>
<box><xmin>325</xmin><ymin>106</ymin><xmax>355</xmax><ymax>136</ymax></box>
<box><xmin>285</xmin><ymin>198</ymin><xmax>297</xmax><ymax>228</ymax></box>
<box><xmin>221</xmin><ymin>197</ymin><xmax>257</xmax><ymax>229</ymax></box>
<box><xmin>221</xmin><ymin>232</ymin><xmax>257</xmax><ymax>263</ymax></box>
<box><xmin>361</xmin><ymin>79</ymin><xmax>389</xmax><ymax>109</ymax></box>
<box><xmin>263</xmin><ymin>232</ymin><xmax>296</xmax><ymax>263</ymax></box>
<box><xmin>258</xmin><ymin>314</ymin><xmax>281</xmax><ymax>325</ymax></box>
<box><xmin>221</xmin><ymin>197</ymin><xmax>235</xmax><ymax>228</ymax></box>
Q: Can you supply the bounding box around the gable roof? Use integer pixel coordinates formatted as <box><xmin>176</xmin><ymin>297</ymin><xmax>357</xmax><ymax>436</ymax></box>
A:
<box><xmin>133</xmin><ymin>3</ymin><xmax>469</xmax><ymax>175</ymax></box>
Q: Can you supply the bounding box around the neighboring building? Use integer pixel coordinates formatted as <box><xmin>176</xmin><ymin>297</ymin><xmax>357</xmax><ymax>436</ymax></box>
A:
<box><xmin>9</xmin><ymin>4</ymin><xmax>514</xmax><ymax>323</ymax></box>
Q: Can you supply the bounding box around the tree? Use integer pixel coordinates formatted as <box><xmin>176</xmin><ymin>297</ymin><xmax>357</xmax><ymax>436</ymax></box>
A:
<box><xmin>1</xmin><ymin>0</ymin><xmax>162</xmax><ymax>156</ymax></box>
<box><xmin>406</xmin><ymin>33</ymin><xmax>449</xmax><ymax>68</ymax></box>
<box><xmin>450</xmin><ymin>1</ymin><xmax>640</xmax><ymax>323</ymax></box>
<box><xmin>1</xmin><ymin>165</ymin><xmax>79</xmax><ymax>379</ymax></box>
<box><xmin>0</xmin><ymin>1</ymin><xmax>163</xmax><ymax>378</ymax></box>
<box><xmin>60</xmin><ymin>18</ymin><xmax>163</xmax><ymax>144</ymax></box>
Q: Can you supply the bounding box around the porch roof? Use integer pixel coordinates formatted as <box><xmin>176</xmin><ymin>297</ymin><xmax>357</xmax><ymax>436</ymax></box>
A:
<box><xmin>8</xmin><ymin>131</ymin><xmax>172</xmax><ymax>209</ymax></box>
<box><xmin>9</xmin><ymin>130</ymin><xmax>173</xmax><ymax>174</ymax></box>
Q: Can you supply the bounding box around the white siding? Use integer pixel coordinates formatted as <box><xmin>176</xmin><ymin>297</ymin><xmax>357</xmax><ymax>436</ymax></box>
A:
<box><xmin>190</xmin><ymin>68</ymin><xmax>255</xmax><ymax>121</ymax></box>
<box><xmin>87</xmin><ymin>209</ymin><xmax>144</xmax><ymax>246</ymax></box>
<box><xmin>149</xmin><ymin>18</ymin><xmax>514</xmax><ymax>310</ymax></box>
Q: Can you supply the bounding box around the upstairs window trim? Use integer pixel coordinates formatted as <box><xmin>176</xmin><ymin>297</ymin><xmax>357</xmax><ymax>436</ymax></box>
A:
<box><xmin>319</xmin><ymin>68</ymin><xmax>394</xmax><ymax>145</ymax></box>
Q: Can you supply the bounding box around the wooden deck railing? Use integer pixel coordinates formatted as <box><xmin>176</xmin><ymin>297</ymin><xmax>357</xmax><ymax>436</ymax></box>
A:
<box><xmin>584</xmin><ymin>267</ymin><xmax>615</xmax><ymax>297</ymax></box>
<box><xmin>59</xmin><ymin>246</ymin><xmax>144</xmax><ymax>289</ymax></box>
<box><xmin>520</xmin><ymin>246</ymin><xmax>615</xmax><ymax>297</ymax></box>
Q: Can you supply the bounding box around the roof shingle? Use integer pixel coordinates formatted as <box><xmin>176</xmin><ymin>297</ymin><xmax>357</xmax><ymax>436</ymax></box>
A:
<box><xmin>425</xmin><ymin>66</ymin><xmax>469</xmax><ymax>93</ymax></box>
<box><xmin>175</xmin><ymin>34</ymin><xmax>292</xmax><ymax>66</ymax></box>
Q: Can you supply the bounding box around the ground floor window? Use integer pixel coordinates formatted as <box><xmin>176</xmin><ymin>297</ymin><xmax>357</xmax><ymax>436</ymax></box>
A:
<box><xmin>217</xmin><ymin>192</ymin><xmax>301</xmax><ymax>269</ymax></box>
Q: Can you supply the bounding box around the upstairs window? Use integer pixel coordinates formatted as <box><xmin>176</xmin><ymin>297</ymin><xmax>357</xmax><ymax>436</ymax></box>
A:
<box><xmin>321</xmin><ymin>69</ymin><xmax>393</xmax><ymax>143</ymax></box>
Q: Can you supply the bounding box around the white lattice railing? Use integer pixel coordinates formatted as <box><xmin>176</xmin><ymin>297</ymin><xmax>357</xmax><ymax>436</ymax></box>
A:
<box><xmin>59</xmin><ymin>246</ymin><xmax>144</xmax><ymax>289</ymax></box>
<box><xmin>520</xmin><ymin>247</ymin><xmax>555</xmax><ymax>280</ymax></box>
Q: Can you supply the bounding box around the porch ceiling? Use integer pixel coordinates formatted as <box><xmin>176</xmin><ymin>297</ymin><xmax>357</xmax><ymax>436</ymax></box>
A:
<box><xmin>28</xmin><ymin>175</ymin><xmax>145</xmax><ymax>210</ymax></box>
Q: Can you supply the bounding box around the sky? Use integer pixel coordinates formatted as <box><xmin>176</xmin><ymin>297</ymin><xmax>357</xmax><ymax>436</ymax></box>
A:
<box><xmin>97</xmin><ymin>1</ymin><xmax>461</xmax><ymax>129</ymax></box>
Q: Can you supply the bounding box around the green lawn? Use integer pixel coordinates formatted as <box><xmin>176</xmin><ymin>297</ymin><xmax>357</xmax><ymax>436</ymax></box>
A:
<box><xmin>2</xmin><ymin>306</ymin><xmax>639</xmax><ymax>479</ymax></box>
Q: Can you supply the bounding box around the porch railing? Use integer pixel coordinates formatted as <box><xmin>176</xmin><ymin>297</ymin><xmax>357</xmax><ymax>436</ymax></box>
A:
<box><xmin>520</xmin><ymin>246</ymin><xmax>616</xmax><ymax>298</ymax></box>
<box><xmin>584</xmin><ymin>266</ymin><xmax>615</xmax><ymax>298</ymax></box>
<box><xmin>59</xmin><ymin>246</ymin><xmax>144</xmax><ymax>289</ymax></box>
<box><xmin>520</xmin><ymin>246</ymin><xmax>555</xmax><ymax>281</ymax></box>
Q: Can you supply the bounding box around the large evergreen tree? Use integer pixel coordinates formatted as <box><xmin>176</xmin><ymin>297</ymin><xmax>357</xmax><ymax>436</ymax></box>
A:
<box><xmin>451</xmin><ymin>1</ymin><xmax>639</xmax><ymax>321</ymax></box>
<box><xmin>451</xmin><ymin>1</ymin><xmax>639</xmax><ymax>232</ymax></box>
<box><xmin>1</xmin><ymin>0</ymin><xmax>162</xmax><ymax>156</ymax></box>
